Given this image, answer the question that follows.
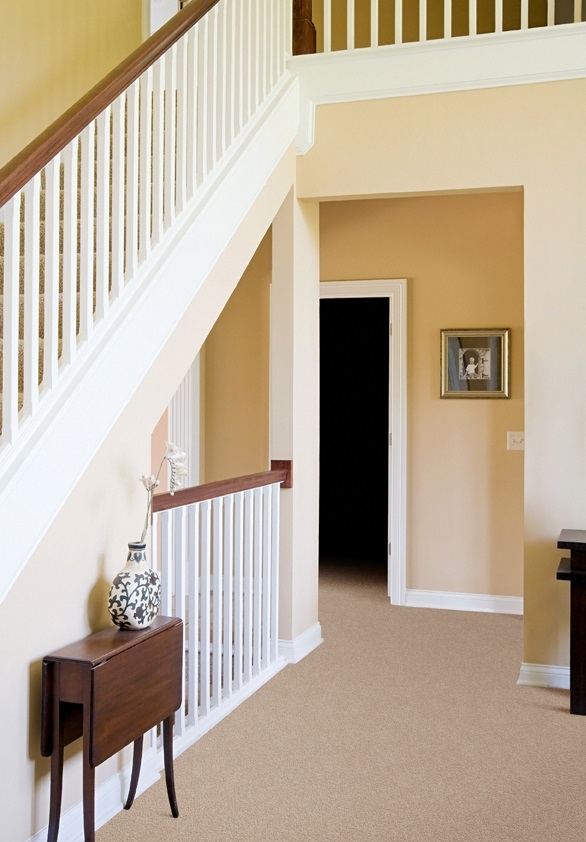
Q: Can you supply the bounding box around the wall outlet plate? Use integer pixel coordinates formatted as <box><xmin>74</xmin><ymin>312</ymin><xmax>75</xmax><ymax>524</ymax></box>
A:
<box><xmin>507</xmin><ymin>432</ymin><xmax>525</xmax><ymax>451</ymax></box>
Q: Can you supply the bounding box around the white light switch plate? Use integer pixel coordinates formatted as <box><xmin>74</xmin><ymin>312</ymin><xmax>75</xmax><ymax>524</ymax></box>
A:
<box><xmin>507</xmin><ymin>432</ymin><xmax>525</xmax><ymax>451</ymax></box>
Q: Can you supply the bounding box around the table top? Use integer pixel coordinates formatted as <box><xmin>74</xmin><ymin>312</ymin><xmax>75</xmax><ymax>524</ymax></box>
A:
<box><xmin>558</xmin><ymin>529</ymin><xmax>586</xmax><ymax>552</ymax></box>
<box><xmin>43</xmin><ymin>615</ymin><xmax>181</xmax><ymax>667</ymax></box>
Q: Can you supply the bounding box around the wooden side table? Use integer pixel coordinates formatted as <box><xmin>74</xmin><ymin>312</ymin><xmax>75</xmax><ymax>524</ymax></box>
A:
<box><xmin>556</xmin><ymin>529</ymin><xmax>586</xmax><ymax>715</ymax></box>
<box><xmin>41</xmin><ymin>615</ymin><xmax>183</xmax><ymax>841</ymax></box>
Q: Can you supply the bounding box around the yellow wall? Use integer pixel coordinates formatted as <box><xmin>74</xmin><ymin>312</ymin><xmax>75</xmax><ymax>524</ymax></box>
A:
<box><xmin>202</xmin><ymin>229</ymin><xmax>272</xmax><ymax>483</ymax></box>
<box><xmin>297</xmin><ymin>79</ymin><xmax>586</xmax><ymax>668</ymax></box>
<box><xmin>0</xmin><ymin>0</ymin><xmax>143</xmax><ymax>167</ymax></box>
<box><xmin>320</xmin><ymin>193</ymin><xmax>524</xmax><ymax>596</ymax></box>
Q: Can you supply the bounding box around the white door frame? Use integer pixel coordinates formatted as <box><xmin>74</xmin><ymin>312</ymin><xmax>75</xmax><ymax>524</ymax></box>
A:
<box><xmin>319</xmin><ymin>280</ymin><xmax>407</xmax><ymax>605</ymax></box>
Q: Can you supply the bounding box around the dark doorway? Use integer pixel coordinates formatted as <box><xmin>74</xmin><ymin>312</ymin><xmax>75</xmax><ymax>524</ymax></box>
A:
<box><xmin>319</xmin><ymin>297</ymin><xmax>390</xmax><ymax>574</ymax></box>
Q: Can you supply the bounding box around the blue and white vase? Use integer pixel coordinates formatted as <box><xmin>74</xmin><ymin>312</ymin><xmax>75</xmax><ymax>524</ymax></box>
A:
<box><xmin>108</xmin><ymin>542</ymin><xmax>161</xmax><ymax>630</ymax></box>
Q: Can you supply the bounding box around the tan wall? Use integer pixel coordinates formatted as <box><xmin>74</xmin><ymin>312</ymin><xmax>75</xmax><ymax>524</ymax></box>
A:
<box><xmin>297</xmin><ymin>80</ymin><xmax>586</xmax><ymax>668</ymax></box>
<box><xmin>0</xmin><ymin>0</ymin><xmax>143</xmax><ymax>167</ymax></box>
<box><xmin>320</xmin><ymin>193</ymin><xmax>524</xmax><ymax>596</ymax></box>
<box><xmin>202</xmin><ymin>229</ymin><xmax>272</xmax><ymax>483</ymax></box>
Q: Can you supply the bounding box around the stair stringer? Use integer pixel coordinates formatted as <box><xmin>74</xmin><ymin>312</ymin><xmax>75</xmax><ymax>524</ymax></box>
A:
<box><xmin>0</xmin><ymin>74</ymin><xmax>300</xmax><ymax>607</ymax></box>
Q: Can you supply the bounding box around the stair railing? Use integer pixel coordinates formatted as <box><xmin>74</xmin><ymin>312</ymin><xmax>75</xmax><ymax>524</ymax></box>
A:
<box><xmin>0</xmin><ymin>0</ymin><xmax>290</xmax><ymax>456</ymax></box>
<box><xmin>151</xmin><ymin>461</ymin><xmax>292</xmax><ymax>748</ymax></box>
<box><xmin>316</xmin><ymin>0</ymin><xmax>585</xmax><ymax>51</ymax></box>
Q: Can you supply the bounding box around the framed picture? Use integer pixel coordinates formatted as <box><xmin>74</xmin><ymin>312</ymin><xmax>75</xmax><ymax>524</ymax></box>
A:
<box><xmin>440</xmin><ymin>328</ymin><xmax>510</xmax><ymax>398</ymax></box>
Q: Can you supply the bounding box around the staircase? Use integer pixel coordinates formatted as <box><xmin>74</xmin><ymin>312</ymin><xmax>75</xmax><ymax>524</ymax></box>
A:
<box><xmin>0</xmin><ymin>0</ymin><xmax>296</xmax><ymax>606</ymax></box>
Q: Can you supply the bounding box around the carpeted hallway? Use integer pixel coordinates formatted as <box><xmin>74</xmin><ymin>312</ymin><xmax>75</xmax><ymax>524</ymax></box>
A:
<box><xmin>97</xmin><ymin>560</ymin><xmax>585</xmax><ymax>841</ymax></box>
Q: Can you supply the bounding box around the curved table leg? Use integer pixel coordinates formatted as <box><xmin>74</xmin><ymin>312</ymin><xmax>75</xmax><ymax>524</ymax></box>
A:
<box><xmin>163</xmin><ymin>716</ymin><xmax>179</xmax><ymax>818</ymax></box>
<box><xmin>47</xmin><ymin>736</ymin><xmax>64</xmax><ymax>842</ymax></box>
<box><xmin>125</xmin><ymin>736</ymin><xmax>144</xmax><ymax>810</ymax></box>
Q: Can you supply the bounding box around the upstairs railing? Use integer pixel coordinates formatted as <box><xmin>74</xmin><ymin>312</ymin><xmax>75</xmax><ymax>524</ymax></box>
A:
<box><xmin>0</xmin><ymin>0</ymin><xmax>290</xmax><ymax>456</ymax></box>
<box><xmin>151</xmin><ymin>461</ymin><xmax>292</xmax><ymax>749</ymax></box>
<box><xmin>313</xmin><ymin>0</ymin><xmax>585</xmax><ymax>51</ymax></box>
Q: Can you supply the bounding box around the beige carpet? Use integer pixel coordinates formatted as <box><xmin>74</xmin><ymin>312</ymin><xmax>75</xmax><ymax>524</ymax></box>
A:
<box><xmin>97</xmin><ymin>559</ymin><xmax>585</xmax><ymax>841</ymax></box>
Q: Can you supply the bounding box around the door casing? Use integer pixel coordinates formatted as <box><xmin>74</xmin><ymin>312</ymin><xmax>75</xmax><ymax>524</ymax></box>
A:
<box><xmin>319</xmin><ymin>280</ymin><xmax>407</xmax><ymax>604</ymax></box>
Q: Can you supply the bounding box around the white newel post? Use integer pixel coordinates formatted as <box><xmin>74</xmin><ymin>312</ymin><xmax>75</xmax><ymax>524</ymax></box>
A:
<box><xmin>271</xmin><ymin>189</ymin><xmax>322</xmax><ymax>662</ymax></box>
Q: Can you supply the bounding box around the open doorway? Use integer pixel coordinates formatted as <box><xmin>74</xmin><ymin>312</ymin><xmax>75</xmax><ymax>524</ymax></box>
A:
<box><xmin>319</xmin><ymin>296</ymin><xmax>390</xmax><ymax>578</ymax></box>
<box><xmin>318</xmin><ymin>279</ymin><xmax>407</xmax><ymax>601</ymax></box>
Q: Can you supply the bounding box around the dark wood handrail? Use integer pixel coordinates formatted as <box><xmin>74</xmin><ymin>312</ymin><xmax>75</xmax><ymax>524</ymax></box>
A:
<box><xmin>0</xmin><ymin>0</ymin><xmax>220</xmax><ymax>208</ymax></box>
<box><xmin>152</xmin><ymin>460</ymin><xmax>293</xmax><ymax>514</ymax></box>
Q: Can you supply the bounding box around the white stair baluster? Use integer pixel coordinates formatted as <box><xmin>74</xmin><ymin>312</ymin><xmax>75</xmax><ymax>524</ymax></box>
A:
<box><xmin>187</xmin><ymin>503</ymin><xmax>199</xmax><ymax>726</ymax></box>
<box><xmin>233</xmin><ymin>491</ymin><xmax>244</xmax><ymax>691</ymax></box>
<box><xmin>139</xmin><ymin>69</ymin><xmax>153</xmax><ymax>265</ymax></box>
<box><xmin>252</xmin><ymin>486</ymin><xmax>262</xmax><ymax>676</ymax></box>
<box><xmin>2</xmin><ymin>195</ymin><xmax>20</xmax><ymax>442</ymax></box>
<box><xmin>95</xmin><ymin>107</ymin><xmax>111</xmax><ymax>321</ymax></box>
<box><xmin>43</xmin><ymin>159</ymin><xmax>60</xmax><ymax>390</ymax></box>
<box><xmin>243</xmin><ymin>488</ymin><xmax>254</xmax><ymax>683</ymax></box>
<box><xmin>61</xmin><ymin>139</ymin><xmax>78</xmax><ymax>366</ymax></box>
<box><xmin>79</xmin><ymin>123</ymin><xmax>95</xmax><ymax>343</ymax></box>
<box><xmin>212</xmin><ymin>497</ymin><xmax>223</xmax><ymax>706</ymax></box>
<box><xmin>223</xmin><ymin>493</ymin><xmax>234</xmax><ymax>700</ymax></box>
<box><xmin>200</xmin><ymin>499</ymin><xmax>212</xmax><ymax>716</ymax></box>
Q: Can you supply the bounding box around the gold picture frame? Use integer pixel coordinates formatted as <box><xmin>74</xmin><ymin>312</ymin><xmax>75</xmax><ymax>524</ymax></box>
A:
<box><xmin>440</xmin><ymin>328</ymin><xmax>510</xmax><ymax>398</ymax></box>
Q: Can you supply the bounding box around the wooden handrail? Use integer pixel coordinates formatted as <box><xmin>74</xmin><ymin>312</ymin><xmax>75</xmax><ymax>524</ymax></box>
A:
<box><xmin>152</xmin><ymin>460</ymin><xmax>293</xmax><ymax>513</ymax></box>
<box><xmin>0</xmin><ymin>0</ymin><xmax>221</xmax><ymax>208</ymax></box>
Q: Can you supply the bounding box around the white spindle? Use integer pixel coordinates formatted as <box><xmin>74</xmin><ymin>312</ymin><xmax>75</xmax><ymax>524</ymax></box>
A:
<box><xmin>173</xmin><ymin>506</ymin><xmax>187</xmax><ymax>737</ymax></box>
<box><xmin>574</xmin><ymin>0</ymin><xmax>581</xmax><ymax>22</ymax></box>
<box><xmin>186</xmin><ymin>27</ymin><xmax>198</xmax><ymax>200</ymax></box>
<box><xmin>547</xmin><ymin>0</ymin><xmax>555</xmax><ymax>25</ymax></box>
<box><xmin>469</xmin><ymin>0</ymin><xmax>477</xmax><ymax>36</ymax></box>
<box><xmin>324</xmin><ymin>0</ymin><xmax>332</xmax><ymax>51</ymax></box>
<box><xmin>244</xmin><ymin>0</ymin><xmax>253</xmax><ymax>122</ymax></box>
<box><xmin>152</xmin><ymin>58</ymin><xmax>165</xmax><ymax>246</ymax></box>
<box><xmin>223</xmin><ymin>494</ymin><xmax>234</xmax><ymax>700</ymax></box>
<box><xmin>176</xmin><ymin>36</ymin><xmax>189</xmax><ymax>214</ymax></box>
<box><xmin>236</xmin><ymin>0</ymin><xmax>245</xmax><ymax>135</ymax></box>
<box><xmin>61</xmin><ymin>139</ymin><xmax>78</xmax><ymax>366</ymax></box>
<box><xmin>187</xmin><ymin>504</ymin><xmax>199</xmax><ymax>726</ymax></box>
<box><xmin>212</xmin><ymin>497</ymin><xmax>223</xmax><ymax>707</ymax></box>
<box><xmin>261</xmin><ymin>0</ymin><xmax>269</xmax><ymax>99</ymax></box>
<box><xmin>268</xmin><ymin>0</ymin><xmax>275</xmax><ymax>89</ymax></box>
<box><xmin>495</xmin><ymin>0</ymin><xmax>503</xmax><ymax>32</ymax></box>
<box><xmin>210</xmin><ymin>7</ymin><xmax>220</xmax><ymax>169</ymax></box>
<box><xmin>110</xmin><ymin>94</ymin><xmax>126</xmax><ymax>298</ymax></box>
<box><xmin>23</xmin><ymin>175</ymin><xmax>41</xmax><ymax>416</ymax></box>
<box><xmin>197</xmin><ymin>17</ymin><xmax>209</xmax><ymax>182</ymax></box>
<box><xmin>270</xmin><ymin>483</ymin><xmax>280</xmax><ymax>662</ymax></box>
<box><xmin>233</xmin><ymin>491</ymin><xmax>244</xmax><ymax>691</ymax></box>
<box><xmin>371</xmin><ymin>0</ymin><xmax>379</xmax><ymax>46</ymax></box>
<box><xmin>139</xmin><ymin>70</ymin><xmax>153</xmax><ymax>264</ymax></box>
<box><xmin>261</xmin><ymin>487</ymin><xmax>271</xmax><ymax>669</ymax></box>
<box><xmin>243</xmin><ymin>488</ymin><xmax>254</xmax><ymax>682</ymax></box>
<box><xmin>347</xmin><ymin>0</ymin><xmax>355</xmax><ymax>49</ymax></box>
<box><xmin>219</xmin><ymin>1</ymin><xmax>228</xmax><ymax>156</ymax></box>
<box><xmin>228</xmin><ymin>0</ymin><xmax>237</xmax><ymax>144</ymax></box>
<box><xmin>420</xmin><ymin>0</ymin><xmax>427</xmax><ymax>41</ymax></box>
<box><xmin>2</xmin><ymin>195</ymin><xmax>20</xmax><ymax>442</ymax></box>
<box><xmin>395</xmin><ymin>0</ymin><xmax>403</xmax><ymax>44</ymax></box>
<box><xmin>126</xmin><ymin>80</ymin><xmax>140</xmax><ymax>279</ymax></box>
<box><xmin>79</xmin><ymin>123</ymin><xmax>95</xmax><ymax>343</ymax></box>
<box><xmin>200</xmin><ymin>499</ymin><xmax>212</xmax><ymax>716</ymax></box>
<box><xmin>160</xmin><ymin>509</ymin><xmax>174</xmax><ymax>614</ymax></box>
<box><xmin>521</xmin><ymin>0</ymin><xmax>529</xmax><ymax>28</ymax></box>
<box><xmin>444</xmin><ymin>0</ymin><xmax>452</xmax><ymax>38</ymax></box>
<box><xmin>164</xmin><ymin>46</ymin><xmax>177</xmax><ymax>229</ymax></box>
<box><xmin>43</xmin><ymin>159</ymin><xmax>60</xmax><ymax>389</ymax></box>
<box><xmin>95</xmin><ymin>108</ymin><xmax>111</xmax><ymax>321</ymax></box>
<box><xmin>252</xmin><ymin>487</ymin><xmax>262</xmax><ymax>676</ymax></box>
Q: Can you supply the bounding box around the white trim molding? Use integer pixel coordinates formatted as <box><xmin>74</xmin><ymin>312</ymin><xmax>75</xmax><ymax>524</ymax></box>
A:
<box><xmin>405</xmin><ymin>588</ymin><xmax>523</xmax><ymax>615</ymax></box>
<box><xmin>289</xmin><ymin>24</ymin><xmax>586</xmax><ymax>153</ymax></box>
<box><xmin>517</xmin><ymin>662</ymin><xmax>570</xmax><ymax>690</ymax></box>
<box><xmin>279</xmin><ymin>622</ymin><xmax>323</xmax><ymax>664</ymax></box>
<box><xmin>320</xmin><ymin>280</ymin><xmax>408</xmax><ymax>607</ymax></box>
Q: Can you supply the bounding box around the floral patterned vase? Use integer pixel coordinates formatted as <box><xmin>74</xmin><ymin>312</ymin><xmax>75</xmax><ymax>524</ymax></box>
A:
<box><xmin>108</xmin><ymin>542</ymin><xmax>161</xmax><ymax>630</ymax></box>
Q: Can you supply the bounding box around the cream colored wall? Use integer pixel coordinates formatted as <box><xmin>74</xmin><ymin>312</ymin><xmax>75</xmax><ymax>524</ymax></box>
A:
<box><xmin>202</xmin><ymin>229</ymin><xmax>272</xmax><ymax>483</ymax></box>
<box><xmin>320</xmin><ymin>193</ymin><xmax>524</xmax><ymax>596</ymax></box>
<box><xmin>0</xmin><ymin>0</ymin><xmax>143</xmax><ymax>167</ymax></box>
<box><xmin>297</xmin><ymin>80</ymin><xmax>586</xmax><ymax>668</ymax></box>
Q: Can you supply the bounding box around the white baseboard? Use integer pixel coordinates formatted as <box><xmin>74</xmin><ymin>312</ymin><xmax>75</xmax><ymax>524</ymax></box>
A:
<box><xmin>29</xmin><ymin>748</ymin><xmax>162</xmax><ymax>842</ymax></box>
<box><xmin>517</xmin><ymin>661</ymin><xmax>570</xmax><ymax>689</ymax></box>
<box><xmin>404</xmin><ymin>588</ymin><xmax>523</xmax><ymax>615</ymax></box>
<box><xmin>279</xmin><ymin>622</ymin><xmax>323</xmax><ymax>664</ymax></box>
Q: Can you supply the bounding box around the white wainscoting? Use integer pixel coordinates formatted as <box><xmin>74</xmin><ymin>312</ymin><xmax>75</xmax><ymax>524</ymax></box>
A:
<box><xmin>405</xmin><ymin>588</ymin><xmax>523</xmax><ymax>615</ymax></box>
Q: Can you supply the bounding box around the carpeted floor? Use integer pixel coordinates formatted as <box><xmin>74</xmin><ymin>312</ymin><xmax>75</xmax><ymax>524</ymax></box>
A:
<box><xmin>97</xmin><ymin>559</ymin><xmax>585</xmax><ymax>841</ymax></box>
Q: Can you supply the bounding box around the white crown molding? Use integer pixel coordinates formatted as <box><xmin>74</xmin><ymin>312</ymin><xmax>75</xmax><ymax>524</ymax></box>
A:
<box><xmin>289</xmin><ymin>24</ymin><xmax>586</xmax><ymax>153</ymax></box>
<box><xmin>279</xmin><ymin>622</ymin><xmax>323</xmax><ymax>663</ymax></box>
<box><xmin>405</xmin><ymin>588</ymin><xmax>524</xmax><ymax>614</ymax></box>
<box><xmin>517</xmin><ymin>662</ymin><xmax>570</xmax><ymax>689</ymax></box>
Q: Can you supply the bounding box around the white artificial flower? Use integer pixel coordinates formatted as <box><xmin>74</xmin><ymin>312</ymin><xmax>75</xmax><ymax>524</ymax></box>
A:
<box><xmin>140</xmin><ymin>442</ymin><xmax>188</xmax><ymax>540</ymax></box>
